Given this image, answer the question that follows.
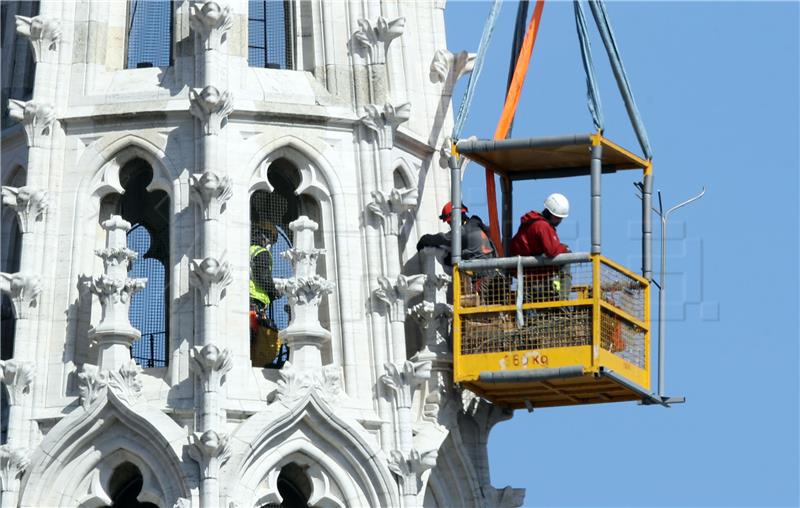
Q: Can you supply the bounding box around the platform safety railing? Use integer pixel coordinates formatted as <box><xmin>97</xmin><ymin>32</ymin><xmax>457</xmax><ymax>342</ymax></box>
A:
<box><xmin>454</xmin><ymin>253</ymin><xmax>650</xmax><ymax>387</ymax></box>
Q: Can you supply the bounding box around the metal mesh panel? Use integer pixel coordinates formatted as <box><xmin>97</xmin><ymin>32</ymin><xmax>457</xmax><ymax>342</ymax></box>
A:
<box><xmin>251</xmin><ymin>190</ymin><xmax>298</xmax><ymax>367</ymax></box>
<box><xmin>600</xmin><ymin>309</ymin><xmax>646</xmax><ymax>368</ymax></box>
<box><xmin>126</xmin><ymin>0</ymin><xmax>172</xmax><ymax>69</ymax></box>
<box><xmin>248</xmin><ymin>0</ymin><xmax>293</xmax><ymax>69</ymax></box>
<box><xmin>128</xmin><ymin>225</ymin><xmax>168</xmax><ymax>368</ymax></box>
<box><xmin>459</xmin><ymin>261</ymin><xmax>594</xmax><ymax>355</ymax></box>
<box><xmin>600</xmin><ymin>261</ymin><xmax>646</xmax><ymax>321</ymax></box>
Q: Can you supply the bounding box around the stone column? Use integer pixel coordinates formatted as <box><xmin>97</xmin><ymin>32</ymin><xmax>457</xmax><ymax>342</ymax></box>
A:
<box><xmin>381</xmin><ymin>359</ymin><xmax>434</xmax><ymax>507</ymax></box>
<box><xmin>0</xmin><ymin>442</ymin><xmax>31</xmax><ymax>508</ymax></box>
<box><xmin>353</xmin><ymin>15</ymin><xmax>406</xmax><ymax>104</ymax></box>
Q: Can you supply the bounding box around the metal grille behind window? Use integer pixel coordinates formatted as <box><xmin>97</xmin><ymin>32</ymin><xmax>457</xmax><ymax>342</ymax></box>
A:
<box><xmin>251</xmin><ymin>187</ymin><xmax>299</xmax><ymax>367</ymax></box>
<box><xmin>126</xmin><ymin>0</ymin><xmax>173</xmax><ymax>68</ymax></box>
<box><xmin>248</xmin><ymin>0</ymin><xmax>293</xmax><ymax>69</ymax></box>
<box><xmin>127</xmin><ymin>224</ymin><xmax>168</xmax><ymax>367</ymax></box>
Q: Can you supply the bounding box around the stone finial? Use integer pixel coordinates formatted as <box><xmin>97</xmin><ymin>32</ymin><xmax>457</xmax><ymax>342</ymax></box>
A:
<box><xmin>1</xmin><ymin>186</ymin><xmax>50</xmax><ymax>233</ymax></box>
<box><xmin>189</xmin><ymin>257</ymin><xmax>232</xmax><ymax>306</ymax></box>
<box><xmin>353</xmin><ymin>16</ymin><xmax>406</xmax><ymax>64</ymax></box>
<box><xmin>8</xmin><ymin>100</ymin><xmax>56</xmax><ymax>148</ymax></box>
<box><xmin>15</xmin><ymin>15</ymin><xmax>61</xmax><ymax>62</ymax></box>
<box><xmin>188</xmin><ymin>430</ymin><xmax>232</xmax><ymax>480</ymax></box>
<box><xmin>77</xmin><ymin>364</ymin><xmax>108</xmax><ymax>409</ymax></box>
<box><xmin>0</xmin><ymin>445</ymin><xmax>31</xmax><ymax>495</ymax></box>
<box><xmin>88</xmin><ymin>216</ymin><xmax>146</xmax><ymax>369</ymax></box>
<box><xmin>190</xmin><ymin>171</ymin><xmax>232</xmax><ymax>221</ymax></box>
<box><xmin>189</xmin><ymin>1</ymin><xmax>233</xmax><ymax>51</ymax></box>
<box><xmin>387</xmin><ymin>448</ymin><xmax>439</xmax><ymax>496</ymax></box>
<box><xmin>275</xmin><ymin>217</ymin><xmax>335</xmax><ymax>358</ymax></box>
<box><xmin>380</xmin><ymin>359</ymin><xmax>431</xmax><ymax>410</ymax></box>
<box><xmin>0</xmin><ymin>272</ymin><xmax>42</xmax><ymax>319</ymax></box>
<box><xmin>367</xmin><ymin>187</ymin><xmax>418</xmax><ymax>236</ymax></box>
<box><xmin>360</xmin><ymin>103</ymin><xmax>411</xmax><ymax>150</ymax></box>
<box><xmin>106</xmin><ymin>360</ymin><xmax>143</xmax><ymax>405</ymax></box>
<box><xmin>189</xmin><ymin>344</ymin><xmax>233</xmax><ymax>392</ymax></box>
<box><xmin>189</xmin><ymin>86</ymin><xmax>233</xmax><ymax>135</ymax></box>
<box><xmin>0</xmin><ymin>360</ymin><xmax>35</xmax><ymax>406</ymax></box>
<box><xmin>429</xmin><ymin>49</ymin><xmax>476</xmax><ymax>84</ymax></box>
<box><xmin>275</xmin><ymin>362</ymin><xmax>343</xmax><ymax>406</ymax></box>
<box><xmin>374</xmin><ymin>274</ymin><xmax>425</xmax><ymax>322</ymax></box>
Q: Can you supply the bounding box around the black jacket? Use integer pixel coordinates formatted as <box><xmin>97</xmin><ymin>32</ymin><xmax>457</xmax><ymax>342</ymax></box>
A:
<box><xmin>416</xmin><ymin>215</ymin><xmax>497</xmax><ymax>265</ymax></box>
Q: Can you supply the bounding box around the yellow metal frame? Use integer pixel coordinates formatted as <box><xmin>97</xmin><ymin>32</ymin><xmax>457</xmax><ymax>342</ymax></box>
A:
<box><xmin>453</xmin><ymin>254</ymin><xmax>651</xmax><ymax>406</ymax></box>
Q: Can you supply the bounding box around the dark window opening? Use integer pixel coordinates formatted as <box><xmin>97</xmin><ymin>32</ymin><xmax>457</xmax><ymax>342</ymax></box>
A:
<box><xmin>249</xmin><ymin>161</ymin><xmax>304</xmax><ymax>368</ymax></box>
<box><xmin>105</xmin><ymin>462</ymin><xmax>159</xmax><ymax>508</ymax></box>
<box><xmin>126</xmin><ymin>0</ymin><xmax>173</xmax><ymax>69</ymax></box>
<box><xmin>101</xmin><ymin>159</ymin><xmax>170</xmax><ymax>368</ymax></box>
<box><xmin>248</xmin><ymin>0</ymin><xmax>294</xmax><ymax>69</ymax></box>
<box><xmin>2</xmin><ymin>1</ymin><xmax>38</xmax><ymax>129</ymax></box>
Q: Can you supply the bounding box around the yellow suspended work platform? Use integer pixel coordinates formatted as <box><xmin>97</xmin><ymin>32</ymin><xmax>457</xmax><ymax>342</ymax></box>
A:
<box><xmin>449</xmin><ymin>133</ymin><xmax>681</xmax><ymax>410</ymax></box>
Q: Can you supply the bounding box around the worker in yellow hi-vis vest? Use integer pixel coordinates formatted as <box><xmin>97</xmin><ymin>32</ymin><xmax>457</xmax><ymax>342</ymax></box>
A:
<box><xmin>249</xmin><ymin>222</ymin><xmax>281</xmax><ymax>367</ymax></box>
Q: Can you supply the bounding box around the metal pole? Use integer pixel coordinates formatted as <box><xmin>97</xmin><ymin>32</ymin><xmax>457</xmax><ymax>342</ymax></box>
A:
<box><xmin>590</xmin><ymin>142</ymin><xmax>603</xmax><ymax>254</ymax></box>
<box><xmin>449</xmin><ymin>154</ymin><xmax>462</xmax><ymax>264</ymax></box>
<box><xmin>642</xmin><ymin>172</ymin><xmax>653</xmax><ymax>279</ymax></box>
<box><xmin>656</xmin><ymin>187</ymin><xmax>705</xmax><ymax>397</ymax></box>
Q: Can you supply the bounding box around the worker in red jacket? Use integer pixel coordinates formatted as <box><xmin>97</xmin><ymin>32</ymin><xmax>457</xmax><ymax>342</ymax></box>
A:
<box><xmin>510</xmin><ymin>193</ymin><xmax>571</xmax><ymax>302</ymax></box>
<box><xmin>510</xmin><ymin>193</ymin><xmax>570</xmax><ymax>257</ymax></box>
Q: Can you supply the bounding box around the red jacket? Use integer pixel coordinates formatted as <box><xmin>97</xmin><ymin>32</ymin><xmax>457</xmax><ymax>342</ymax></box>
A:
<box><xmin>509</xmin><ymin>211</ymin><xmax>568</xmax><ymax>257</ymax></box>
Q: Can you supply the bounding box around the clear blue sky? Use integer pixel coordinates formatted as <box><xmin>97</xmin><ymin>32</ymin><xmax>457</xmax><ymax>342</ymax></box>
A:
<box><xmin>445</xmin><ymin>2</ymin><xmax>799</xmax><ymax>506</ymax></box>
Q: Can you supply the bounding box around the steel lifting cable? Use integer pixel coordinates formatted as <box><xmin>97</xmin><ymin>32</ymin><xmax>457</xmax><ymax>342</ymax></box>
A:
<box><xmin>485</xmin><ymin>0</ymin><xmax>546</xmax><ymax>256</ymax></box>
<box><xmin>588</xmin><ymin>0</ymin><xmax>652</xmax><ymax>159</ymax></box>
<box><xmin>574</xmin><ymin>0</ymin><xmax>604</xmax><ymax>132</ymax></box>
<box><xmin>452</xmin><ymin>0</ymin><xmax>503</xmax><ymax>140</ymax></box>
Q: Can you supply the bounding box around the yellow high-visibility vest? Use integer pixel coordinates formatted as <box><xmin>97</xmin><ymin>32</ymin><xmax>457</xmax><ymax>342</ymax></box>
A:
<box><xmin>249</xmin><ymin>245</ymin><xmax>272</xmax><ymax>306</ymax></box>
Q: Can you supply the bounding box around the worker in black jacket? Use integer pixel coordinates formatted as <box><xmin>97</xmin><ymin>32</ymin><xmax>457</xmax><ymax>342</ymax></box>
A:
<box><xmin>416</xmin><ymin>202</ymin><xmax>497</xmax><ymax>265</ymax></box>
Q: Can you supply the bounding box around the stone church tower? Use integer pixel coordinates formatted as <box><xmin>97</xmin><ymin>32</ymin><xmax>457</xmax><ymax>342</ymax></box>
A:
<box><xmin>0</xmin><ymin>1</ymin><xmax>523</xmax><ymax>506</ymax></box>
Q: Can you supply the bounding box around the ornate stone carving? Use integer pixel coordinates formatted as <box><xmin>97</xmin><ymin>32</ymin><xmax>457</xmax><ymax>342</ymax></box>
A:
<box><xmin>353</xmin><ymin>16</ymin><xmax>406</xmax><ymax>64</ymax></box>
<box><xmin>0</xmin><ymin>272</ymin><xmax>42</xmax><ymax>319</ymax></box>
<box><xmin>190</xmin><ymin>171</ymin><xmax>232</xmax><ymax>220</ymax></box>
<box><xmin>106</xmin><ymin>360</ymin><xmax>144</xmax><ymax>406</ymax></box>
<box><xmin>0</xmin><ymin>445</ymin><xmax>31</xmax><ymax>493</ymax></box>
<box><xmin>387</xmin><ymin>448</ymin><xmax>438</xmax><ymax>496</ymax></box>
<box><xmin>274</xmin><ymin>362</ymin><xmax>344</xmax><ymax>406</ymax></box>
<box><xmin>189</xmin><ymin>86</ymin><xmax>233</xmax><ymax>135</ymax></box>
<box><xmin>380</xmin><ymin>360</ymin><xmax>431</xmax><ymax>409</ymax></box>
<box><xmin>274</xmin><ymin>217</ymin><xmax>335</xmax><ymax>347</ymax></box>
<box><xmin>188</xmin><ymin>430</ymin><xmax>232</xmax><ymax>479</ymax></box>
<box><xmin>189</xmin><ymin>1</ymin><xmax>233</xmax><ymax>51</ymax></box>
<box><xmin>374</xmin><ymin>274</ymin><xmax>425</xmax><ymax>322</ymax></box>
<box><xmin>408</xmin><ymin>301</ymin><xmax>452</xmax><ymax>354</ymax></box>
<box><xmin>77</xmin><ymin>364</ymin><xmax>108</xmax><ymax>409</ymax></box>
<box><xmin>1</xmin><ymin>186</ymin><xmax>50</xmax><ymax>233</ymax></box>
<box><xmin>15</xmin><ymin>15</ymin><xmax>61</xmax><ymax>62</ymax></box>
<box><xmin>429</xmin><ymin>49</ymin><xmax>476</xmax><ymax>84</ymax></box>
<box><xmin>189</xmin><ymin>257</ymin><xmax>232</xmax><ymax>306</ymax></box>
<box><xmin>0</xmin><ymin>360</ymin><xmax>35</xmax><ymax>405</ymax></box>
<box><xmin>88</xmin><ymin>216</ymin><xmax>146</xmax><ymax>368</ymax></box>
<box><xmin>367</xmin><ymin>187</ymin><xmax>418</xmax><ymax>236</ymax></box>
<box><xmin>189</xmin><ymin>344</ymin><xmax>233</xmax><ymax>392</ymax></box>
<box><xmin>8</xmin><ymin>100</ymin><xmax>56</xmax><ymax>147</ymax></box>
<box><xmin>360</xmin><ymin>102</ymin><xmax>411</xmax><ymax>150</ymax></box>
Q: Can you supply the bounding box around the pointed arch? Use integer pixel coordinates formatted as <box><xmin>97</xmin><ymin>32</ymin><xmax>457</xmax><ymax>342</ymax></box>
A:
<box><xmin>223</xmin><ymin>392</ymin><xmax>397</xmax><ymax>507</ymax></box>
<box><xmin>391</xmin><ymin>156</ymin><xmax>418</xmax><ymax>191</ymax></box>
<box><xmin>19</xmin><ymin>391</ymin><xmax>192</xmax><ymax>507</ymax></box>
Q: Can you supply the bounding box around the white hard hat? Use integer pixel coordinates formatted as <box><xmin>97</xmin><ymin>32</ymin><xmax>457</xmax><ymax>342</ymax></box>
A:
<box><xmin>544</xmin><ymin>193</ymin><xmax>569</xmax><ymax>218</ymax></box>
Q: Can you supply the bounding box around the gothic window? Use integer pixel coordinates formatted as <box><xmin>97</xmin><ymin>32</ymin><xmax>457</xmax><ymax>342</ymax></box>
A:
<box><xmin>247</xmin><ymin>1</ymin><xmax>294</xmax><ymax>69</ymax></box>
<box><xmin>106</xmin><ymin>462</ymin><xmax>159</xmax><ymax>508</ymax></box>
<box><xmin>260</xmin><ymin>463</ymin><xmax>312</xmax><ymax>508</ymax></box>
<box><xmin>125</xmin><ymin>0</ymin><xmax>173</xmax><ymax>69</ymax></box>
<box><xmin>1</xmin><ymin>1</ymin><xmax>38</xmax><ymax>129</ymax></box>
<box><xmin>101</xmin><ymin>159</ymin><xmax>170</xmax><ymax>367</ymax></box>
<box><xmin>1</xmin><ymin>166</ymin><xmax>25</xmax><ymax>361</ymax></box>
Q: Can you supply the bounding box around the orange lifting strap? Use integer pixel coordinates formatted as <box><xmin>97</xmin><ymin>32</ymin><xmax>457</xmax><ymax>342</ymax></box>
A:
<box><xmin>485</xmin><ymin>0</ymin><xmax>545</xmax><ymax>256</ymax></box>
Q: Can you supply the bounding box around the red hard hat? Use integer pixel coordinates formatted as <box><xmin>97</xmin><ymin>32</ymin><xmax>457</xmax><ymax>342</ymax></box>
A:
<box><xmin>440</xmin><ymin>202</ymin><xmax>468</xmax><ymax>223</ymax></box>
